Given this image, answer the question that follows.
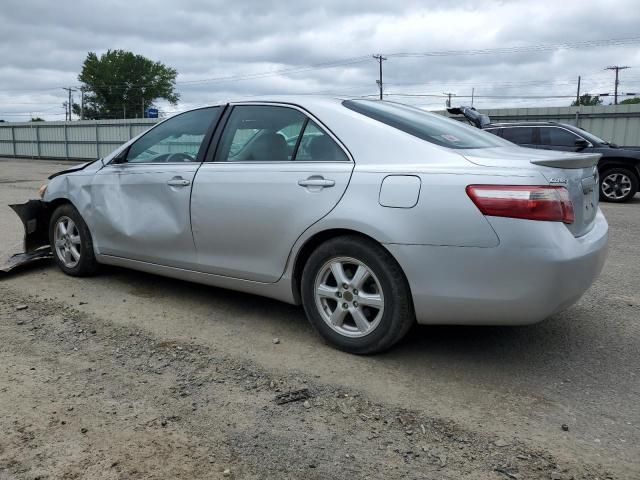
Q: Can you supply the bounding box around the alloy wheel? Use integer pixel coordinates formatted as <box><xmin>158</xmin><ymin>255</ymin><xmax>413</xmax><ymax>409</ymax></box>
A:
<box><xmin>601</xmin><ymin>172</ymin><xmax>632</xmax><ymax>200</ymax></box>
<box><xmin>53</xmin><ymin>216</ymin><xmax>82</xmax><ymax>268</ymax></box>
<box><xmin>314</xmin><ymin>256</ymin><xmax>385</xmax><ymax>338</ymax></box>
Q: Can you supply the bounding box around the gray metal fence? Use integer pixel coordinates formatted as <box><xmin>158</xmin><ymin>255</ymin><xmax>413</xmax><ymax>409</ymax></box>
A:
<box><xmin>0</xmin><ymin>119</ymin><xmax>159</xmax><ymax>160</ymax></box>
<box><xmin>2</xmin><ymin>104</ymin><xmax>640</xmax><ymax>161</ymax></box>
<box><xmin>442</xmin><ymin>104</ymin><xmax>640</xmax><ymax>147</ymax></box>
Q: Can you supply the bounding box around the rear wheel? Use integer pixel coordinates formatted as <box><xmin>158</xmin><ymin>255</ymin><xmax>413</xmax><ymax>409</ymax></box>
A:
<box><xmin>301</xmin><ymin>236</ymin><xmax>414</xmax><ymax>354</ymax></box>
<box><xmin>599</xmin><ymin>168</ymin><xmax>638</xmax><ymax>202</ymax></box>
<box><xmin>49</xmin><ymin>204</ymin><xmax>98</xmax><ymax>276</ymax></box>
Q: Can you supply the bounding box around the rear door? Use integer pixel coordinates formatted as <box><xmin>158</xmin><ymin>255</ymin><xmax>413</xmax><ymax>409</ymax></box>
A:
<box><xmin>500</xmin><ymin>126</ymin><xmax>538</xmax><ymax>149</ymax></box>
<box><xmin>191</xmin><ymin>103</ymin><xmax>354</xmax><ymax>282</ymax></box>
<box><xmin>90</xmin><ymin>107</ymin><xmax>221</xmax><ymax>269</ymax></box>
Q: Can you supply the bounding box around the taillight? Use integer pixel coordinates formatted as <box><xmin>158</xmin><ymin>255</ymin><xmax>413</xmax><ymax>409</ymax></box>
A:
<box><xmin>466</xmin><ymin>185</ymin><xmax>575</xmax><ymax>224</ymax></box>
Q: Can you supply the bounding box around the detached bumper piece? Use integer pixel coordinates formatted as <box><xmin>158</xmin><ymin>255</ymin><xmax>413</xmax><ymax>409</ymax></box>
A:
<box><xmin>1</xmin><ymin>247</ymin><xmax>52</xmax><ymax>275</ymax></box>
<box><xmin>1</xmin><ymin>200</ymin><xmax>53</xmax><ymax>276</ymax></box>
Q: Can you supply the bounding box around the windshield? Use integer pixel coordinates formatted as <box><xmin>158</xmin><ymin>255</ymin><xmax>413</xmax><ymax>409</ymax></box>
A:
<box><xmin>343</xmin><ymin>100</ymin><xmax>507</xmax><ymax>149</ymax></box>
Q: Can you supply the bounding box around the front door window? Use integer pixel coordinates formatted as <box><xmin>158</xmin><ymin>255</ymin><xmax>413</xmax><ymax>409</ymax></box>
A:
<box><xmin>126</xmin><ymin>107</ymin><xmax>221</xmax><ymax>163</ymax></box>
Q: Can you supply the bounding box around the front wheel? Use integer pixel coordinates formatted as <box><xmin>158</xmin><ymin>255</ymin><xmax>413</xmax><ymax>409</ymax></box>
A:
<box><xmin>599</xmin><ymin>168</ymin><xmax>639</xmax><ymax>202</ymax></box>
<box><xmin>49</xmin><ymin>204</ymin><xmax>98</xmax><ymax>276</ymax></box>
<box><xmin>301</xmin><ymin>236</ymin><xmax>414</xmax><ymax>354</ymax></box>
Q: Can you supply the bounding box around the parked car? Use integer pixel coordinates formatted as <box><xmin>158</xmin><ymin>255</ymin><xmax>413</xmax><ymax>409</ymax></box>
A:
<box><xmin>11</xmin><ymin>98</ymin><xmax>608</xmax><ymax>354</ymax></box>
<box><xmin>449</xmin><ymin>108</ymin><xmax>639</xmax><ymax>203</ymax></box>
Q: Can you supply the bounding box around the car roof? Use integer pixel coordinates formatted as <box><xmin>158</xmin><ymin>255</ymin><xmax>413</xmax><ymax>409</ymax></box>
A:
<box><xmin>486</xmin><ymin>121</ymin><xmax>570</xmax><ymax>128</ymax></box>
<box><xmin>207</xmin><ymin>95</ymin><xmax>347</xmax><ymax>109</ymax></box>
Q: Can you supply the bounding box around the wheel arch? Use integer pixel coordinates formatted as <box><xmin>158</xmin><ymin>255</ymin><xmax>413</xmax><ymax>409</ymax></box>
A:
<box><xmin>47</xmin><ymin>196</ymin><xmax>77</xmax><ymax>211</ymax></box>
<box><xmin>291</xmin><ymin>228</ymin><xmax>410</xmax><ymax>304</ymax></box>
<box><xmin>45</xmin><ymin>197</ymin><xmax>81</xmax><ymax>233</ymax></box>
<box><xmin>599</xmin><ymin>159</ymin><xmax>640</xmax><ymax>179</ymax></box>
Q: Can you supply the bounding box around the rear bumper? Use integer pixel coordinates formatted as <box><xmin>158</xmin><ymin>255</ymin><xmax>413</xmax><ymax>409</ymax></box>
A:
<box><xmin>385</xmin><ymin>210</ymin><xmax>608</xmax><ymax>325</ymax></box>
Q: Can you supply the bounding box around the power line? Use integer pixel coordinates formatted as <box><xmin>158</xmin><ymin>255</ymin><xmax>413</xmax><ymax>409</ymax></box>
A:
<box><xmin>381</xmin><ymin>92</ymin><xmax>638</xmax><ymax>100</ymax></box>
<box><xmin>387</xmin><ymin>36</ymin><xmax>640</xmax><ymax>58</ymax></box>
<box><xmin>4</xmin><ymin>35</ymin><xmax>640</xmax><ymax>94</ymax></box>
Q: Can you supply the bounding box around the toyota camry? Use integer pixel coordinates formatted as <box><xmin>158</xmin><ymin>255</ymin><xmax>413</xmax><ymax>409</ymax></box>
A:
<box><xmin>10</xmin><ymin>97</ymin><xmax>609</xmax><ymax>354</ymax></box>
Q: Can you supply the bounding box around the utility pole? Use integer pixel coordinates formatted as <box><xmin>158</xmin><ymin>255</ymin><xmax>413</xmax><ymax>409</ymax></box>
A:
<box><xmin>444</xmin><ymin>92</ymin><xmax>455</xmax><ymax>108</ymax></box>
<box><xmin>62</xmin><ymin>87</ymin><xmax>76</xmax><ymax>121</ymax></box>
<box><xmin>372</xmin><ymin>54</ymin><xmax>387</xmax><ymax>100</ymax></box>
<box><xmin>605</xmin><ymin>66</ymin><xmax>630</xmax><ymax>105</ymax></box>
<box><xmin>471</xmin><ymin>88</ymin><xmax>475</xmax><ymax>108</ymax></box>
<box><xmin>62</xmin><ymin>102</ymin><xmax>69</xmax><ymax>121</ymax></box>
<box><xmin>79</xmin><ymin>86</ymin><xmax>86</xmax><ymax>120</ymax></box>
<box><xmin>576</xmin><ymin>76</ymin><xmax>581</xmax><ymax>105</ymax></box>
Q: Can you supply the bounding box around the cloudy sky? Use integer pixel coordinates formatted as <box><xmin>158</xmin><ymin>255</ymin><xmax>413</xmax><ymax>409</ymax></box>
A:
<box><xmin>1</xmin><ymin>0</ymin><xmax>640</xmax><ymax>121</ymax></box>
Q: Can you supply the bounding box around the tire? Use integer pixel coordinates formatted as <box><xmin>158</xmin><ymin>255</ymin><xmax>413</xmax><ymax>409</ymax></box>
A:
<box><xmin>599</xmin><ymin>167</ymin><xmax>639</xmax><ymax>203</ymax></box>
<box><xmin>49</xmin><ymin>203</ymin><xmax>98</xmax><ymax>276</ymax></box>
<box><xmin>301</xmin><ymin>235</ymin><xmax>415</xmax><ymax>354</ymax></box>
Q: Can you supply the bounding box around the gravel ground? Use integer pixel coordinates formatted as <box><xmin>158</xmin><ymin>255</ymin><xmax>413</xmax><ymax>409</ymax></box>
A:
<box><xmin>0</xmin><ymin>158</ymin><xmax>638</xmax><ymax>479</ymax></box>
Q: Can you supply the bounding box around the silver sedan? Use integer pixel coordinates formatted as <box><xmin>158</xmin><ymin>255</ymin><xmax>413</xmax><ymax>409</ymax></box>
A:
<box><xmin>18</xmin><ymin>97</ymin><xmax>608</xmax><ymax>353</ymax></box>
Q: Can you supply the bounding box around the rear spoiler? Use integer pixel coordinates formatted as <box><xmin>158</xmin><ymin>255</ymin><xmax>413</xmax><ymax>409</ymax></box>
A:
<box><xmin>530</xmin><ymin>153</ymin><xmax>601</xmax><ymax>169</ymax></box>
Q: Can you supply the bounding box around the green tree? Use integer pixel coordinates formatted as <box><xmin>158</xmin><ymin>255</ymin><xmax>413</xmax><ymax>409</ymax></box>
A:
<box><xmin>30</xmin><ymin>117</ymin><xmax>44</xmax><ymax>122</ymax></box>
<box><xmin>571</xmin><ymin>94</ymin><xmax>603</xmax><ymax>106</ymax></box>
<box><xmin>72</xmin><ymin>50</ymin><xmax>179</xmax><ymax>120</ymax></box>
<box><xmin>620</xmin><ymin>97</ymin><xmax>640</xmax><ymax>104</ymax></box>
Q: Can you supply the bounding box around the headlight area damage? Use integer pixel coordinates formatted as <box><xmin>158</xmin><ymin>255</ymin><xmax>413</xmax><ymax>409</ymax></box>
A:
<box><xmin>1</xmin><ymin>159</ymin><xmax>101</xmax><ymax>275</ymax></box>
<box><xmin>1</xmin><ymin>200</ymin><xmax>53</xmax><ymax>275</ymax></box>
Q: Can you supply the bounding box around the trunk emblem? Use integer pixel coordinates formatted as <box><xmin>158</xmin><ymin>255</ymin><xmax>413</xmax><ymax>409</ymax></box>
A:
<box><xmin>549</xmin><ymin>178</ymin><xmax>567</xmax><ymax>184</ymax></box>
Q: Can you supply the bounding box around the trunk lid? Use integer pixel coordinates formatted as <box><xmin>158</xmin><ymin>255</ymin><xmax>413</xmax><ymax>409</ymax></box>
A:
<box><xmin>462</xmin><ymin>146</ymin><xmax>601</xmax><ymax>237</ymax></box>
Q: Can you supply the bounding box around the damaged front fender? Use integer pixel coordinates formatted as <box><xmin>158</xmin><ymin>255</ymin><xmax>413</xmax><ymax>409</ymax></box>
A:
<box><xmin>1</xmin><ymin>200</ymin><xmax>53</xmax><ymax>274</ymax></box>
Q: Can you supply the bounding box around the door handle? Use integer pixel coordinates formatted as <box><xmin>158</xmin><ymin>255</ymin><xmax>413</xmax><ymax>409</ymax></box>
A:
<box><xmin>298</xmin><ymin>177</ymin><xmax>335</xmax><ymax>188</ymax></box>
<box><xmin>167</xmin><ymin>178</ymin><xmax>191</xmax><ymax>187</ymax></box>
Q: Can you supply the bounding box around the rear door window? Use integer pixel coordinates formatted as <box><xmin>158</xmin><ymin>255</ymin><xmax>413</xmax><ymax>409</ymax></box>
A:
<box><xmin>501</xmin><ymin>127</ymin><xmax>534</xmax><ymax>145</ymax></box>
<box><xmin>294</xmin><ymin>121</ymin><xmax>348</xmax><ymax>162</ymax></box>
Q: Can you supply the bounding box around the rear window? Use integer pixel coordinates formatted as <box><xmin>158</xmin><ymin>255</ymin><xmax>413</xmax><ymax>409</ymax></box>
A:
<box><xmin>342</xmin><ymin>100</ymin><xmax>505</xmax><ymax>149</ymax></box>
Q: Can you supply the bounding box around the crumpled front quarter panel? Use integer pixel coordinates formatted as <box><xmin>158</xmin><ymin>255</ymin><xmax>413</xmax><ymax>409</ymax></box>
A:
<box><xmin>44</xmin><ymin>172</ymin><xmax>96</xmax><ymax>229</ymax></box>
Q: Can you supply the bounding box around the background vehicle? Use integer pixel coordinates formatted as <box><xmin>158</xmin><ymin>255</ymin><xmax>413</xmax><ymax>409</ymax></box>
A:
<box><xmin>15</xmin><ymin>98</ymin><xmax>608</xmax><ymax>354</ymax></box>
<box><xmin>449</xmin><ymin>107</ymin><xmax>640</xmax><ymax>203</ymax></box>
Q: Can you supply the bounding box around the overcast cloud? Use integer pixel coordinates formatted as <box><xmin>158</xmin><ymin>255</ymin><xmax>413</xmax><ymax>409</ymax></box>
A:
<box><xmin>1</xmin><ymin>0</ymin><xmax>640</xmax><ymax>120</ymax></box>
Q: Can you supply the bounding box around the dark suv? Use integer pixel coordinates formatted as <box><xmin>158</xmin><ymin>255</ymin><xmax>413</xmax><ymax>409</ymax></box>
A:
<box><xmin>485</xmin><ymin>121</ymin><xmax>640</xmax><ymax>203</ymax></box>
<box><xmin>447</xmin><ymin>107</ymin><xmax>640</xmax><ymax>203</ymax></box>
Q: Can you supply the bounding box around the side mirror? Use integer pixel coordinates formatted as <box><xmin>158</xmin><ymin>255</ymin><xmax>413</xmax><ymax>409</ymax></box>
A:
<box><xmin>575</xmin><ymin>139</ymin><xmax>589</xmax><ymax>149</ymax></box>
<box><xmin>111</xmin><ymin>149</ymin><xmax>128</xmax><ymax>164</ymax></box>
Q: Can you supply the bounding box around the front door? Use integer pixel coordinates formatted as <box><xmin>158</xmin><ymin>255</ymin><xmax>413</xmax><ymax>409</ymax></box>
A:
<box><xmin>191</xmin><ymin>104</ymin><xmax>354</xmax><ymax>283</ymax></box>
<box><xmin>89</xmin><ymin>107</ymin><xmax>221</xmax><ymax>269</ymax></box>
<box><xmin>537</xmin><ymin>126</ymin><xmax>585</xmax><ymax>152</ymax></box>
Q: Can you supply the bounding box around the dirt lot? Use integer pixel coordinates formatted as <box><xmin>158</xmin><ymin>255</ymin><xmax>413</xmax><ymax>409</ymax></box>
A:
<box><xmin>0</xmin><ymin>158</ymin><xmax>638</xmax><ymax>479</ymax></box>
